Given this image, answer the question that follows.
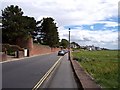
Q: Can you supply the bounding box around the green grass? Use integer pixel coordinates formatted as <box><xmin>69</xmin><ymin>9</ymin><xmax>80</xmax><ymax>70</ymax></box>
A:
<box><xmin>72</xmin><ymin>50</ymin><xmax>119</xmax><ymax>89</ymax></box>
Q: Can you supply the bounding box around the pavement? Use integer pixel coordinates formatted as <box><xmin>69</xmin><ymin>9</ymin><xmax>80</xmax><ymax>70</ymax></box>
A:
<box><xmin>41</xmin><ymin>54</ymin><xmax>81</xmax><ymax>89</ymax></box>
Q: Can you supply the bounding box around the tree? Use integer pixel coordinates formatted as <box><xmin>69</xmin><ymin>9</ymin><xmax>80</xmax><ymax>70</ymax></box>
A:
<box><xmin>2</xmin><ymin>5</ymin><xmax>36</xmax><ymax>44</ymax></box>
<box><xmin>22</xmin><ymin>16</ymin><xmax>36</xmax><ymax>38</ymax></box>
<box><xmin>32</xmin><ymin>20</ymin><xmax>42</xmax><ymax>43</ymax></box>
<box><xmin>2</xmin><ymin>5</ymin><xmax>23</xmax><ymax>44</ymax></box>
<box><xmin>39</xmin><ymin>17</ymin><xmax>59</xmax><ymax>47</ymax></box>
<box><xmin>60</xmin><ymin>39</ymin><xmax>69</xmax><ymax>48</ymax></box>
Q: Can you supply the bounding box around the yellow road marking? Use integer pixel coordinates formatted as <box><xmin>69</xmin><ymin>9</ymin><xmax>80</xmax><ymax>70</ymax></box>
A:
<box><xmin>32</xmin><ymin>56</ymin><xmax>63</xmax><ymax>90</ymax></box>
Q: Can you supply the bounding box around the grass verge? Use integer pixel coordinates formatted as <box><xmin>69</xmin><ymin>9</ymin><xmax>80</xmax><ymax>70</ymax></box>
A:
<box><xmin>72</xmin><ymin>50</ymin><xmax>119</xmax><ymax>89</ymax></box>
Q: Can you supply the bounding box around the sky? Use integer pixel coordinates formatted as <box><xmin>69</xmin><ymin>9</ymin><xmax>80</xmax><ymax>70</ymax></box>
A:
<box><xmin>1</xmin><ymin>0</ymin><xmax>119</xmax><ymax>49</ymax></box>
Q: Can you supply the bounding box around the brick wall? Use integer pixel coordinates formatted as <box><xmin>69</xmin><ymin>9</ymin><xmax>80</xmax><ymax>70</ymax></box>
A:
<box><xmin>16</xmin><ymin>37</ymin><xmax>33</xmax><ymax>49</ymax></box>
<box><xmin>30</xmin><ymin>44</ymin><xmax>50</xmax><ymax>56</ymax></box>
<box><xmin>0</xmin><ymin>52</ymin><xmax>7</xmax><ymax>61</ymax></box>
<box><xmin>0</xmin><ymin>37</ymin><xmax>61</xmax><ymax>62</ymax></box>
<box><xmin>16</xmin><ymin>51</ymin><xmax>24</xmax><ymax>58</ymax></box>
<box><xmin>16</xmin><ymin>37</ymin><xmax>60</xmax><ymax>56</ymax></box>
<box><xmin>30</xmin><ymin>44</ymin><xmax>60</xmax><ymax>56</ymax></box>
<box><xmin>0</xmin><ymin>44</ymin><xmax>60</xmax><ymax>62</ymax></box>
<box><xmin>51</xmin><ymin>47</ymin><xmax>61</xmax><ymax>52</ymax></box>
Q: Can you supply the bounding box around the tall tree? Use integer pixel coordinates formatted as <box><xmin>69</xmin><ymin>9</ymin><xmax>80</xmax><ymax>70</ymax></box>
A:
<box><xmin>32</xmin><ymin>20</ymin><xmax>42</xmax><ymax>43</ymax></box>
<box><xmin>40</xmin><ymin>17</ymin><xmax>59</xmax><ymax>47</ymax></box>
<box><xmin>2</xmin><ymin>5</ymin><xmax>36</xmax><ymax>44</ymax></box>
<box><xmin>22</xmin><ymin>16</ymin><xmax>36</xmax><ymax>38</ymax></box>
<box><xmin>2</xmin><ymin>5</ymin><xmax>23</xmax><ymax>44</ymax></box>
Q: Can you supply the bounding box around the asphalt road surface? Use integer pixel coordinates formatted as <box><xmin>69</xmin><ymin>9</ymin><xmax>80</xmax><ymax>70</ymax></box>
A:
<box><xmin>2</xmin><ymin>52</ymin><xmax>60</xmax><ymax>88</ymax></box>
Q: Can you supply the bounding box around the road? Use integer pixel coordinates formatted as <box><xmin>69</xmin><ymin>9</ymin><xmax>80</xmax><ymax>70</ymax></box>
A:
<box><xmin>2</xmin><ymin>52</ymin><xmax>80</xmax><ymax>89</ymax></box>
<box><xmin>2</xmin><ymin>52</ymin><xmax>60</xmax><ymax>88</ymax></box>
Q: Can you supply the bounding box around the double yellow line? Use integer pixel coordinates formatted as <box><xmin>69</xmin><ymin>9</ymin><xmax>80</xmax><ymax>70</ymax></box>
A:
<box><xmin>32</xmin><ymin>56</ymin><xmax>63</xmax><ymax>90</ymax></box>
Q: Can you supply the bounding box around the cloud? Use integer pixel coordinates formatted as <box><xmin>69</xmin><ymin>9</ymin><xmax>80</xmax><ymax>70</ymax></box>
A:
<box><xmin>2</xmin><ymin>0</ymin><xmax>118</xmax><ymax>25</ymax></box>
<box><xmin>104</xmin><ymin>21</ymin><xmax>118</xmax><ymax>27</ymax></box>
<box><xmin>58</xmin><ymin>26</ymin><xmax>118</xmax><ymax>49</ymax></box>
<box><xmin>1</xmin><ymin>0</ymin><xmax>119</xmax><ymax>49</ymax></box>
<box><xmin>95</xmin><ymin>21</ymin><xmax>118</xmax><ymax>27</ymax></box>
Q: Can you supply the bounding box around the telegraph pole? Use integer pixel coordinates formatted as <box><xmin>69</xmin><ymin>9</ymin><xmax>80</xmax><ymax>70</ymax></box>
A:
<box><xmin>68</xmin><ymin>28</ymin><xmax>71</xmax><ymax>60</ymax></box>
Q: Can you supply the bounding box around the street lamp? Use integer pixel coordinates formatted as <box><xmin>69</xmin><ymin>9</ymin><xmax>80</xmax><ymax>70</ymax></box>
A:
<box><xmin>68</xmin><ymin>28</ymin><xmax>71</xmax><ymax>60</ymax></box>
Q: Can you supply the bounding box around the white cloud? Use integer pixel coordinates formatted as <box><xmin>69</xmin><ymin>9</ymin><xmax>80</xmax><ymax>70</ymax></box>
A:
<box><xmin>104</xmin><ymin>22</ymin><xmax>118</xmax><ymax>27</ymax></box>
<box><xmin>95</xmin><ymin>21</ymin><xmax>118</xmax><ymax>27</ymax></box>
<box><xmin>2</xmin><ymin>0</ymin><xmax>118</xmax><ymax>26</ymax></box>
<box><xmin>58</xmin><ymin>26</ymin><xmax>118</xmax><ymax>49</ymax></box>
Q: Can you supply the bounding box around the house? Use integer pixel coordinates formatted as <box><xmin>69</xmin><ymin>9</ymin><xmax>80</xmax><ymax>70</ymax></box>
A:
<box><xmin>70</xmin><ymin>42</ymin><xmax>80</xmax><ymax>49</ymax></box>
<box><xmin>86</xmin><ymin>45</ymin><xmax>101</xmax><ymax>51</ymax></box>
<box><xmin>95</xmin><ymin>47</ymin><xmax>101</xmax><ymax>50</ymax></box>
<box><xmin>86</xmin><ymin>45</ymin><xmax>94</xmax><ymax>51</ymax></box>
<box><xmin>71</xmin><ymin>43</ymin><xmax>77</xmax><ymax>48</ymax></box>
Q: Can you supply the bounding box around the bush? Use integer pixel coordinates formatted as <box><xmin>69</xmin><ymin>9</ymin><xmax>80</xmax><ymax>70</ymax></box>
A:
<box><xmin>2</xmin><ymin>44</ymin><xmax>24</xmax><ymax>56</ymax></box>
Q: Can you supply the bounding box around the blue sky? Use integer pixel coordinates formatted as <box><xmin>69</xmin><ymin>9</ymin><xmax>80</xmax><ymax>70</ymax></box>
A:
<box><xmin>64</xmin><ymin>17</ymin><xmax>118</xmax><ymax>30</ymax></box>
<box><xmin>1</xmin><ymin>0</ymin><xmax>119</xmax><ymax>49</ymax></box>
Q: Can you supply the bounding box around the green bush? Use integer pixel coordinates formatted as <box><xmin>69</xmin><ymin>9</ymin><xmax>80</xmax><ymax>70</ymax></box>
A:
<box><xmin>7</xmin><ymin>48</ymin><xmax>15</xmax><ymax>56</ymax></box>
<box><xmin>2</xmin><ymin>44</ymin><xmax>24</xmax><ymax>56</ymax></box>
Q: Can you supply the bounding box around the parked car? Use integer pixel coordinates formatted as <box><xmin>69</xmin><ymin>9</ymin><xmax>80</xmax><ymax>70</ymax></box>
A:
<box><xmin>58</xmin><ymin>50</ymin><xmax>65</xmax><ymax>56</ymax></box>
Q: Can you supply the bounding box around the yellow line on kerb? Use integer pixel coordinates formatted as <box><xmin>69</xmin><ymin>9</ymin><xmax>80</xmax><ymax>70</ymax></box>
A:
<box><xmin>32</xmin><ymin>56</ymin><xmax>63</xmax><ymax>90</ymax></box>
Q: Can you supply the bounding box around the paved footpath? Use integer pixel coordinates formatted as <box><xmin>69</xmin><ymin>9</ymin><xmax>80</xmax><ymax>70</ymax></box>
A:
<box><xmin>41</xmin><ymin>54</ymin><xmax>81</xmax><ymax>89</ymax></box>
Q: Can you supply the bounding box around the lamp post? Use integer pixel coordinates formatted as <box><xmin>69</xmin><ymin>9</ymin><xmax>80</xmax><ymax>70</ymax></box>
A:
<box><xmin>68</xmin><ymin>28</ymin><xmax>71</xmax><ymax>60</ymax></box>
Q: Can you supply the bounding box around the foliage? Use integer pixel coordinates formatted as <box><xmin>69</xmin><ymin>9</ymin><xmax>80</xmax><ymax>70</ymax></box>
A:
<box><xmin>2</xmin><ymin>5</ymin><xmax>60</xmax><ymax>48</ymax></box>
<box><xmin>2</xmin><ymin>44</ymin><xmax>24</xmax><ymax>56</ymax></box>
<box><xmin>21</xmin><ymin>16</ymin><xmax>36</xmax><ymax>38</ymax></box>
<box><xmin>72</xmin><ymin>50</ymin><xmax>119</xmax><ymax>88</ymax></box>
<box><xmin>32</xmin><ymin>20</ymin><xmax>42</xmax><ymax>43</ymax></box>
<box><xmin>2</xmin><ymin>5</ymin><xmax>36</xmax><ymax>44</ymax></box>
<box><xmin>2</xmin><ymin>44</ymin><xmax>24</xmax><ymax>51</ymax></box>
<box><xmin>36</xmin><ymin>17</ymin><xmax>59</xmax><ymax>47</ymax></box>
<box><xmin>2</xmin><ymin>5</ymin><xmax>23</xmax><ymax>44</ymax></box>
<box><xmin>60</xmin><ymin>39</ymin><xmax>69</xmax><ymax>48</ymax></box>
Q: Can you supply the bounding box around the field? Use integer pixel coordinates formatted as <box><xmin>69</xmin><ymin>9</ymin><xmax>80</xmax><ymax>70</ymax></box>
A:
<box><xmin>72</xmin><ymin>50</ymin><xmax>119</xmax><ymax>89</ymax></box>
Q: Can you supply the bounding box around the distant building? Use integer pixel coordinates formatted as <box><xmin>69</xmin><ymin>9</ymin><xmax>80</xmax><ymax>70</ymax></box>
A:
<box><xmin>95</xmin><ymin>47</ymin><xmax>101</xmax><ymax>50</ymax></box>
<box><xmin>85</xmin><ymin>45</ymin><xmax>101</xmax><ymax>51</ymax></box>
<box><xmin>71</xmin><ymin>43</ymin><xmax>77</xmax><ymax>48</ymax></box>
<box><xmin>70</xmin><ymin>42</ymin><xmax>80</xmax><ymax>49</ymax></box>
<box><xmin>86</xmin><ymin>45</ymin><xmax>94</xmax><ymax>51</ymax></box>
